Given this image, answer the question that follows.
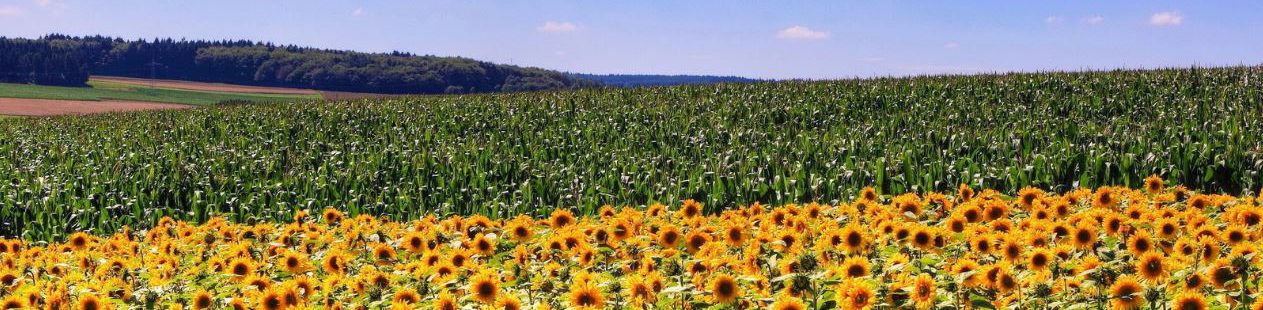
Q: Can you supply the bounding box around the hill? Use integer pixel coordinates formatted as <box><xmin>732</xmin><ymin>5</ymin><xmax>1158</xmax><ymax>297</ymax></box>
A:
<box><xmin>0</xmin><ymin>34</ymin><xmax>597</xmax><ymax>94</ymax></box>
<box><xmin>571</xmin><ymin>73</ymin><xmax>759</xmax><ymax>87</ymax></box>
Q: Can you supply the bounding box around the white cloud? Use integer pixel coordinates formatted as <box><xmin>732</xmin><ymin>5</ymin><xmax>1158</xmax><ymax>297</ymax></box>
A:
<box><xmin>1150</xmin><ymin>11</ymin><xmax>1183</xmax><ymax>26</ymax></box>
<box><xmin>1082</xmin><ymin>15</ymin><xmax>1104</xmax><ymax>25</ymax></box>
<box><xmin>33</xmin><ymin>0</ymin><xmax>50</xmax><ymax>6</ymax></box>
<box><xmin>1045</xmin><ymin>15</ymin><xmax>1065</xmax><ymax>24</ymax></box>
<box><xmin>776</xmin><ymin>26</ymin><xmax>829</xmax><ymax>40</ymax></box>
<box><xmin>943</xmin><ymin>41</ymin><xmax>960</xmax><ymax>49</ymax></box>
<box><xmin>0</xmin><ymin>5</ymin><xmax>24</xmax><ymax>16</ymax></box>
<box><xmin>351</xmin><ymin>8</ymin><xmax>365</xmax><ymax>16</ymax></box>
<box><xmin>537</xmin><ymin>21</ymin><xmax>579</xmax><ymax>33</ymax></box>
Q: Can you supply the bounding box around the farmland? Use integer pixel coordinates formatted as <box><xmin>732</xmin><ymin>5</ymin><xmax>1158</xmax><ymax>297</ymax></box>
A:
<box><xmin>0</xmin><ymin>66</ymin><xmax>1260</xmax><ymax>242</ymax></box>
<box><xmin>0</xmin><ymin>79</ymin><xmax>320</xmax><ymax>107</ymax></box>
<box><xmin>0</xmin><ymin>185</ymin><xmax>1259</xmax><ymax>309</ymax></box>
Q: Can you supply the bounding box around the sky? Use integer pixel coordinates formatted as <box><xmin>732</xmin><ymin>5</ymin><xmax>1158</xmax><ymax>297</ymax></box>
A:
<box><xmin>1</xmin><ymin>0</ymin><xmax>1261</xmax><ymax>79</ymax></box>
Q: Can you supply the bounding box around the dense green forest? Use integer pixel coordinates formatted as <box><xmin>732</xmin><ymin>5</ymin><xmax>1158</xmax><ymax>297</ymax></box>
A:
<box><xmin>0</xmin><ymin>34</ymin><xmax>596</xmax><ymax>94</ymax></box>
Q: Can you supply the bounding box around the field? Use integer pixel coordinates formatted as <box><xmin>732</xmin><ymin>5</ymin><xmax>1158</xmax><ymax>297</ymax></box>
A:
<box><xmin>1</xmin><ymin>185</ymin><xmax>1260</xmax><ymax>309</ymax></box>
<box><xmin>0</xmin><ymin>79</ymin><xmax>320</xmax><ymax>108</ymax></box>
<box><xmin>0</xmin><ymin>65</ymin><xmax>1262</xmax><ymax>308</ymax></box>
<box><xmin>90</xmin><ymin>76</ymin><xmax>321</xmax><ymax>95</ymax></box>
<box><xmin>0</xmin><ymin>66</ymin><xmax>1261</xmax><ymax>241</ymax></box>
<box><xmin>0</xmin><ymin>98</ymin><xmax>191</xmax><ymax>116</ymax></box>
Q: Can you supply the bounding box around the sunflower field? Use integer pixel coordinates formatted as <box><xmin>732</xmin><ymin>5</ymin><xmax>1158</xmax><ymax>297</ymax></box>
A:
<box><xmin>1</xmin><ymin>181</ymin><xmax>1260</xmax><ymax>309</ymax></box>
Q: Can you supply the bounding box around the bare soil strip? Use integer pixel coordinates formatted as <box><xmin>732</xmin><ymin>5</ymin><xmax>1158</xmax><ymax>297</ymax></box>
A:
<box><xmin>0</xmin><ymin>98</ymin><xmax>191</xmax><ymax>116</ymax></box>
<box><xmin>91</xmin><ymin>76</ymin><xmax>320</xmax><ymax>95</ymax></box>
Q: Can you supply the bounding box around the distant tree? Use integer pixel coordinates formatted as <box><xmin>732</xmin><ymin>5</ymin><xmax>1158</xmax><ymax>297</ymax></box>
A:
<box><xmin>0</xmin><ymin>34</ymin><xmax>599</xmax><ymax>93</ymax></box>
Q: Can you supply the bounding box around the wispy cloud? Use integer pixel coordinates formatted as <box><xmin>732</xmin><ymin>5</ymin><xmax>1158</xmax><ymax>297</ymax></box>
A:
<box><xmin>776</xmin><ymin>26</ymin><xmax>829</xmax><ymax>40</ymax></box>
<box><xmin>1045</xmin><ymin>15</ymin><xmax>1065</xmax><ymax>25</ymax></box>
<box><xmin>351</xmin><ymin>8</ymin><xmax>365</xmax><ymax>17</ymax></box>
<box><xmin>1150</xmin><ymin>11</ymin><xmax>1183</xmax><ymax>26</ymax></box>
<box><xmin>0</xmin><ymin>5</ymin><xmax>24</xmax><ymax>17</ymax></box>
<box><xmin>943</xmin><ymin>41</ymin><xmax>960</xmax><ymax>49</ymax></box>
<box><xmin>1082</xmin><ymin>15</ymin><xmax>1104</xmax><ymax>25</ymax></box>
<box><xmin>537</xmin><ymin>21</ymin><xmax>579</xmax><ymax>33</ymax></box>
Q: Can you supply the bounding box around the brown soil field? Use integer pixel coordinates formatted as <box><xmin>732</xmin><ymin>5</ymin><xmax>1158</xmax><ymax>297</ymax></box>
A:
<box><xmin>92</xmin><ymin>76</ymin><xmax>321</xmax><ymax>95</ymax></box>
<box><xmin>0</xmin><ymin>98</ymin><xmax>191</xmax><ymax>116</ymax></box>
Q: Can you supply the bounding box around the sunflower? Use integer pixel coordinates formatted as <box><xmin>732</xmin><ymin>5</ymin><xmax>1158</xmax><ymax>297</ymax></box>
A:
<box><xmin>969</xmin><ymin>234</ymin><xmax>994</xmax><ymax>254</ymax></box>
<box><xmin>400</xmin><ymin>231</ymin><xmax>427</xmax><ymax>253</ymax></box>
<box><xmin>1171</xmin><ymin>291</ymin><xmax>1207</xmax><ymax>310</ymax></box>
<box><xmin>1109</xmin><ymin>276</ymin><xmax>1144</xmax><ymax>310</ymax></box>
<box><xmin>860</xmin><ymin>187</ymin><xmax>878</xmax><ymax>202</ymax></box>
<box><xmin>1094</xmin><ymin>187</ymin><xmax>1119</xmax><ymax>209</ymax></box>
<box><xmin>840</xmin><ymin>256</ymin><xmax>870</xmax><ymax>278</ymax></box>
<box><xmin>657</xmin><ymin>225</ymin><xmax>682</xmax><ymax>249</ymax></box>
<box><xmin>1187</xmin><ymin>195</ymin><xmax>1212</xmax><ymax>210</ymax></box>
<box><xmin>258</xmin><ymin>289</ymin><xmax>285</xmax><ymax>310</ymax></box>
<box><xmin>567</xmin><ymin>283</ymin><xmax>604</xmax><ymax>308</ymax></box>
<box><xmin>771</xmin><ymin>294</ymin><xmax>807</xmax><ymax>310</ymax></box>
<box><xmin>839</xmin><ymin>281</ymin><xmax>875</xmax><ymax>310</ymax></box>
<box><xmin>433</xmin><ymin>292</ymin><xmax>458</xmax><ymax>310</ymax></box>
<box><xmin>684</xmin><ymin>230</ymin><xmax>710</xmax><ymax>253</ymax></box>
<box><xmin>952</xmin><ymin>258</ymin><xmax>982</xmax><ymax>287</ymax></box>
<box><xmin>496</xmin><ymin>295</ymin><xmax>522</xmax><ymax>310</ymax></box>
<box><xmin>958</xmin><ymin>184</ymin><xmax>975</xmax><ymax>201</ymax></box>
<box><xmin>1222</xmin><ymin>225</ymin><xmax>1248</xmax><ymax>245</ymax></box>
<box><xmin>392</xmin><ymin>288</ymin><xmax>419</xmax><ymax>305</ymax></box>
<box><xmin>227</xmin><ymin>257</ymin><xmax>255</xmax><ymax>277</ymax></box>
<box><xmin>1028</xmin><ymin>248</ymin><xmax>1053</xmax><ymax>271</ymax></box>
<box><xmin>549</xmin><ymin>209</ymin><xmax>576</xmax><ymax>229</ymax></box>
<box><xmin>840</xmin><ymin>224</ymin><xmax>866</xmax><ymax>253</ymax></box>
<box><xmin>469</xmin><ymin>234</ymin><xmax>495</xmax><ymax>255</ymax></box>
<box><xmin>1134</xmin><ymin>252</ymin><xmax>1168</xmax><ymax>283</ymax></box>
<box><xmin>77</xmin><ymin>294</ymin><xmax>107</xmax><ymax>310</ymax></box>
<box><xmin>322</xmin><ymin>252</ymin><xmax>348</xmax><ymax>275</ymax></box>
<box><xmin>722</xmin><ymin>224</ymin><xmax>746</xmax><ymax>246</ymax></box>
<box><xmin>911</xmin><ymin>274</ymin><xmax>935</xmax><ymax>308</ymax></box>
<box><xmin>1071</xmin><ymin>224</ymin><xmax>1098</xmax><ymax>249</ymax></box>
<box><xmin>1144</xmin><ymin>175</ymin><xmax>1164</xmax><ymax>193</ymax></box>
<box><xmin>994</xmin><ymin>268</ymin><xmax>1018</xmax><ymax>293</ymax></box>
<box><xmin>68</xmin><ymin>232</ymin><xmax>92</xmax><ymax>251</ymax></box>
<box><xmin>945</xmin><ymin>215</ymin><xmax>967</xmax><ymax>233</ymax></box>
<box><xmin>321</xmin><ymin>208</ymin><xmax>344</xmax><ymax>224</ymax></box>
<box><xmin>469</xmin><ymin>271</ymin><xmax>500</xmax><ymax>304</ymax></box>
<box><xmin>999</xmin><ymin>239</ymin><xmax>1023</xmax><ymax>262</ymax></box>
<box><xmin>1127</xmin><ymin>231</ymin><xmax>1154</xmax><ymax>255</ymax></box>
<box><xmin>623</xmin><ymin>274</ymin><xmax>656</xmax><ymax>305</ymax></box>
<box><xmin>1208</xmin><ymin>259</ymin><xmax>1238</xmax><ymax>289</ymax></box>
<box><xmin>1</xmin><ymin>296</ymin><xmax>27</xmax><ymax>310</ymax></box>
<box><xmin>710</xmin><ymin>274</ymin><xmax>740</xmax><ymax>304</ymax></box>
<box><xmin>1018</xmin><ymin>187</ymin><xmax>1043</xmax><ymax>209</ymax></box>
<box><xmin>191</xmin><ymin>290</ymin><xmax>214</xmax><ymax>310</ymax></box>
<box><xmin>1182</xmin><ymin>273</ymin><xmax>1206</xmax><ymax>291</ymax></box>
<box><xmin>910</xmin><ymin>227</ymin><xmax>934</xmax><ymax>250</ymax></box>
<box><xmin>679</xmin><ymin>199</ymin><xmax>703</xmax><ymax>218</ymax></box>
<box><xmin>279</xmin><ymin>251</ymin><xmax>308</xmax><ymax>273</ymax></box>
<box><xmin>1155</xmin><ymin>219</ymin><xmax>1179</xmax><ymax>239</ymax></box>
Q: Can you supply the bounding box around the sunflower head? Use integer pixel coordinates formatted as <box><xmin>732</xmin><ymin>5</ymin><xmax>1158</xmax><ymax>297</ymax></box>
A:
<box><xmin>1144</xmin><ymin>175</ymin><xmax>1165</xmax><ymax>193</ymax></box>
<box><xmin>1109</xmin><ymin>276</ymin><xmax>1144</xmax><ymax>310</ymax></box>
<box><xmin>710</xmin><ymin>274</ymin><xmax>739</xmax><ymax>304</ymax></box>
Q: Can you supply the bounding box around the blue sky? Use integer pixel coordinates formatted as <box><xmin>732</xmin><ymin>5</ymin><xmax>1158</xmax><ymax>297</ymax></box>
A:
<box><xmin>1</xmin><ymin>0</ymin><xmax>1260</xmax><ymax>79</ymax></box>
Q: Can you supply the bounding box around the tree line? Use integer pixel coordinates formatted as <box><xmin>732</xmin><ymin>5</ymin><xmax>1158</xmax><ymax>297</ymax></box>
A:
<box><xmin>0</xmin><ymin>34</ymin><xmax>597</xmax><ymax>94</ymax></box>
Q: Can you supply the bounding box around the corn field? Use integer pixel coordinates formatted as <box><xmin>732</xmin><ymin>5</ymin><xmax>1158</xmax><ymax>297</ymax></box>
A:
<box><xmin>2</xmin><ymin>66</ymin><xmax>1263</xmax><ymax>240</ymax></box>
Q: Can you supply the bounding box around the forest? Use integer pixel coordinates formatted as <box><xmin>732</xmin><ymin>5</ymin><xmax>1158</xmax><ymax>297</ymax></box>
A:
<box><xmin>0</xmin><ymin>34</ymin><xmax>596</xmax><ymax>94</ymax></box>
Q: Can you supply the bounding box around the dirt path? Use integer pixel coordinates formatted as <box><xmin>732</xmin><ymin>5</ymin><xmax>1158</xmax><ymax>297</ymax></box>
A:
<box><xmin>92</xmin><ymin>76</ymin><xmax>321</xmax><ymax>95</ymax></box>
<box><xmin>0</xmin><ymin>98</ymin><xmax>192</xmax><ymax>116</ymax></box>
